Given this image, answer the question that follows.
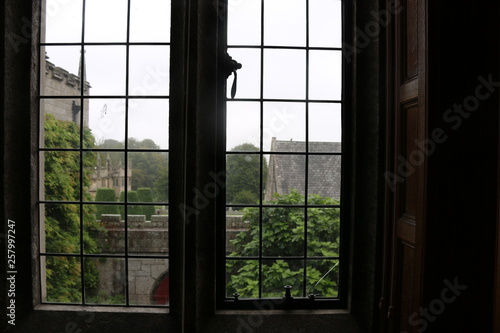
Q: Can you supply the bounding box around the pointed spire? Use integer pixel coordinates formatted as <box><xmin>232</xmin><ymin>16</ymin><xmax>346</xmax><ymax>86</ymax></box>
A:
<box><xmin>78</xmin><ymin>49</ymin><xmax>86</xmax><ymax>83</ymax></box>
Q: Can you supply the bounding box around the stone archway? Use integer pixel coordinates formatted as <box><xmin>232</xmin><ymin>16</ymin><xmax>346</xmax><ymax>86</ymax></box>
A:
<box><xmin>151</xmin><ymin>271</ymin><xmax>169</xmax><ymax>305</ymax></box>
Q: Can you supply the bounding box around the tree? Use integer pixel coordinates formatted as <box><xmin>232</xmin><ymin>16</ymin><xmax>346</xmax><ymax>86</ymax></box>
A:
<box><xmin>43</xmin><ymin>114</ymin><xmax>102</xmax><ymax>302</ymax></box>
<box><xmin>119</xmin><ymin>190</ymin><xmax>143</xmax><ymax>218</ymax></box>
<box><xmin>95</xmin><ymin>188</ymin><xmax>119</xmax><ymax>220</ymax></box>
<box><xmin>137</xmin><ymin>188</ymin><xmax>156</xmax><ymax>220</ymax></box>
<box><xmin>226</xmin><ymin>143</ymin><xmax>268</xmax><ymax>205</ymax></box>
<box><xmin>226</xmin><ymin>190</ymin><xmax>340</xmax><ymax>298</ymax></box>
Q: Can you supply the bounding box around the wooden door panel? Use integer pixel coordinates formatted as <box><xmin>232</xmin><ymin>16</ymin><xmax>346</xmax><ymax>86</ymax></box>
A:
<box><xmin>384</xmin><ymin>0</ymin><xmax>427</xmax><ymax>332</ymax></box>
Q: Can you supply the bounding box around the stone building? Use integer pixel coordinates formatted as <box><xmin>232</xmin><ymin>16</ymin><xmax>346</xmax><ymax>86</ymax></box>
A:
<box><xmin>89</xmin><ymin>153</ymin><xmax>133</xmax><ymax>199</ymax></box>
<box><xmin>265</xmin><ymin>137</ymin><xmax>342</xmax><ymax>201</ymax></box>
<box><xmin>42</xmin><ymin>54</ymin><xmax>90</xmax><ymax>128</ymax></box>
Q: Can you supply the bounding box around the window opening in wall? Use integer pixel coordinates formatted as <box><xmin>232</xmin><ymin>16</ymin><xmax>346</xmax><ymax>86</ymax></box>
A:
<box><xmin>38</xmin><ymin>0</ymin><xmax>171</xmax><ymax>307</ymax></box>
<box><xmin>222</xmin><ymin>0</ymin><xmax>344</xmax><ymax>307</ymax></box>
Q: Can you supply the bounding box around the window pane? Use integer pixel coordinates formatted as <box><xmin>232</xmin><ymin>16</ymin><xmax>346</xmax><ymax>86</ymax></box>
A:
<box><xmin>309</xmin><ymin>0</ymin><xmax>342</xmax><ymax>48</ymax></box>
<box><xmin>128</xmin><ymin>208</ymin><xmax>169</xmax><ymax>255</ymax></box>
<box><xmin>41</xmin><ymin>203</ymin><xmax>81</xmax><ymax>254</ymax></box>
<box><xmin>262</xmin><ymin>259</ymin><xmax>304</xmax><ymax>297</ymax></box>
<box><xmin>84</xmin><ymin>46</ymin><xmax>127</xmax><ymax>96</ymax></box>
<box><xmin>306</xmin><ymin>207</ymin><xmax>340</xmax><ymax>257</ymax></box>
<box><xmin>86</xmin><ymin>203</ymin><xmax>126</xmax><ymax>255</ymax></box>
<box><xmin>128</xmin><ymin>99</ymin><xmax>169</xmax><ymax>149</ymax></box>
<box><xmin>226</xmin><ymin>153</ymin><xmax>262</xmax><ymax>205</ymax></box>
<box><xmin>129</xmin><ymin>46</ymin><xmax>170</xmax><ymax>96</ymax></box>
<box><xmin>226</xmin><ymin>260</ymin><xmax>260</xmax><ymax>298</ymax></box>
<box><xmin>263</xmin><ymin>49</ymin><xmax>306</xmax><ymax>99</ymax></box>
<box><xmin>226</xmin><ymin>210</ymin><xmax>259</xmax><ymax>257</ymax></box>
<box><xmin>309</xmin><ymin>50</ymin><xmax>342</xmax><ymax>100</ymax></box>
<box><xmin>42</xmin><ymin>101</ymin><xmax>82</xmax><ymax>148</ymax></box>
<box><xmin>263</xmin><ymin>102</ymin><xmax>305</xmax><ymax>151</ymax></box>
<box><xmin>306</xmin><ymin>259</ymin><xmax>339</xmax><ymax>298</ymax></box>
<box><xmin>226</xmin><ymin>48</ymin><xmax>261</xmax><ymax>99</ymax></box>
<box><xmin>43</xmin><ymin>151</ymin><xmax>81</xmax><ymax>202</ymax></box>
<box><xmin>308</xmin><ymin>154</ymin><xmax>342</xmax><ymax>201</ymax></box>
<box><xmin>227</xmin><ymin>0</ymin><xmax>261</xmax><ymax>46</ymax></box>
<box><xmin>262</xmin><ymin>207</ymin><xmax>304</xmax><ymax>257</ymax></box>
<box><xmin>87</xmin><ymin>98</ymin><xmax>127</xmax><ymax>147</ymax></box>
<box><xmin>309</xmin><ymin>103</ymin><xmax>342</xmax><ymax>150</ymax></box>
<box><xmin>86</xmin><ymin>257</ymin><xmax>126</xmax><ymax>305</ymax></box>
<box><xmin>264</xmin><ymin>0</ymin><xmax>306</xmax><ymax>47</ymax></box>
<box><xmin>84</xmin><ymin>0</ymin><xmax>128</xmax><ymax>42</ymax></box>
<box><xmin>129</xmin><ymin>258</ymin><xmax>169</xmax><ymax>306</ymax></box>
<box><xmin>130</xmin><ymin>0</ymin><xmax>171</xmax><ymax>42</ymax></box>
<box><xmin>226</xmin><ymin>101</ymin><xmax>260</xmax><ymax>150</ymax></box>
<box><xmin>265</xmin><ymin>154</ymin><xmax>305</xmax><ymax>201</ymax></box>
<box><xmin>43</xmin><ymin>0</ymin><xmax>83</xmax><ymax>43</ymax></box>
<box><xmin>42</xmin><ymin>46</ymin><xmax>83</xmax><ymax>96</ymax></box>
<box><xmin>43</xmin><ymin>255</ymin><xmax>82</xmax><ymax>303</ymax></box>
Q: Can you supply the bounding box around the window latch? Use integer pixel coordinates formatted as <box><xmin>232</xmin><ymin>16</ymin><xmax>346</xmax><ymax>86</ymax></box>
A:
<box><xmin>222</xmin><ymin>53</ymin><xmax>242</xmax><ymax>99</ymax></box>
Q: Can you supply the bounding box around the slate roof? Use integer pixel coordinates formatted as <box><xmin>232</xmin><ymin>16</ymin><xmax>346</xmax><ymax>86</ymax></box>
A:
<box><xmin>264</xmin><ymin>138</ymin><xmax>342</xmax><ymax>201</ymax></box>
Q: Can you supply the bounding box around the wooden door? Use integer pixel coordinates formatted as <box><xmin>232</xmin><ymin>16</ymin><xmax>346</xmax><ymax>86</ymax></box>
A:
<box><xmin>383</xmin><ymin>1</ymin><xmax>428</xmax><ymax>332</ymax></box>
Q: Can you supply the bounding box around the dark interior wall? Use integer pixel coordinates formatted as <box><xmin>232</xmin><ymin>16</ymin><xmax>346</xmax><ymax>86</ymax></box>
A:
<box><xmin>424</xmin><ymin>1</ymin><xmax>500</xmax><ymax>332</ymax></box>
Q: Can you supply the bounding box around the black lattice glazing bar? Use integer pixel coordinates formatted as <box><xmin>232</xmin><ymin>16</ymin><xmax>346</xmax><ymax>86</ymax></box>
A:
<box><xmin>38</xmin><ymin>0</ymin><xmax>171</xmax><ymax>307</ymax></box>
<box><xmin>223</xmin><ymin>0</ymin><xmax>343</xmax><ymax>306</ymax></box>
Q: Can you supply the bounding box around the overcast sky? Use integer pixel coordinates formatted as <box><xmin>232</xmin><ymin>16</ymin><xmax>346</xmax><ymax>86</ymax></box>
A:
<box><xmin>43</xmin><ymin>0</ymin><xmax>342</xmax><ymax>151</ymax></box>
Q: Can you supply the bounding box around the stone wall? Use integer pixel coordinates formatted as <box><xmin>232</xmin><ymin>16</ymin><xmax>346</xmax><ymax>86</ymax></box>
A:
<box><xmin>94</xmin><ymin>214</ymin><xmax>248</xmax><ymax>304</ymax></box>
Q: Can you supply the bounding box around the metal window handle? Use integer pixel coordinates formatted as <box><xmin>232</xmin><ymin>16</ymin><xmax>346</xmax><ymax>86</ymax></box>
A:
<box><xmin>222</xmin><ymin>53</ymin><xmax>242</xmax><ymax>99</ymax></box>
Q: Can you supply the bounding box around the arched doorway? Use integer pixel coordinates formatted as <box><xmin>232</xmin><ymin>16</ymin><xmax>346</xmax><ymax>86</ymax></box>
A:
<box><xmin>152</xmin><ymin>272</ymin><xmax>169</xmax><ymax>305</ymax></box>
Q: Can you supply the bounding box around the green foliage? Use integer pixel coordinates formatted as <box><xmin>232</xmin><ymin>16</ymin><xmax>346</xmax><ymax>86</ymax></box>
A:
<box><xmin>95</xmin><ymin>188</ymin><xmax>119</xmax><ymax>219</ymax></box>
<box><xmin>227</xmin><ymin>190</ymin><xmax>340</xmax><ymax>298</ymax></box>
<box><xmin>226</xmin><ymin>143</ymin><xmax>267</xmax><ymax>205</ymax></box>
<box><xmin>119</xmin><ymin>190</ymin><xmax>143</xmax><ymax>217</ymax></box>
<box><xmin>43</xmin><ymin>114</ymin><xmax>102</xmax><ymax>303</ymax></box>
<box><xmin>137</xmin><ymin>188</ymin><xmax>155</xmax><ymax>220</ymax></box>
